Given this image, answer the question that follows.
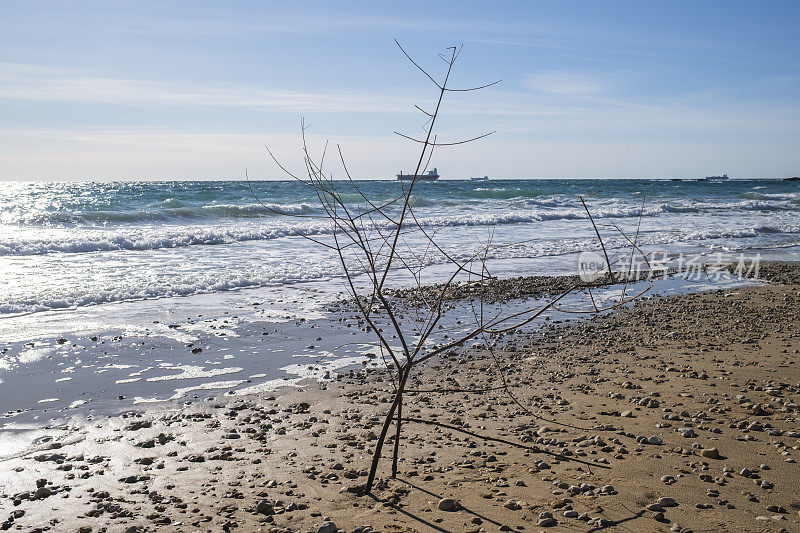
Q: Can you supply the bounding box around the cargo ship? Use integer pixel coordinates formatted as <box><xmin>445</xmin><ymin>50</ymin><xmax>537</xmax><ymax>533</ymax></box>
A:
<box><xmin>396</xmin><ymin>168</ymin><xmax>439</xmax><ymax>181</ymax></box>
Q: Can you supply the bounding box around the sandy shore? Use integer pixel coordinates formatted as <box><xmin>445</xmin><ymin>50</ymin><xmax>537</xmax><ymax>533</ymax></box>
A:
<box><xmin>1</xmin><ymin>264</ymin><xmax>799</xmax><ymax>532</ymax></box>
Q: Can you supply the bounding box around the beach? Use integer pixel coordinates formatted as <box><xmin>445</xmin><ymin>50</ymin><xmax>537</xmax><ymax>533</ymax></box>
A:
<box><xmin>3</xmin><ymin>2</ymin><xmax>799</xmax><ymax>529</ymax></box>
<box><xmin>1</xmin><ymin>262</ymin><xmax>799</xmax><ymax>532</ymax></box>
<box><xmin>3</xmin><ymin>1</ymin><xmax>800</xmax><ymax>530</ymax></box>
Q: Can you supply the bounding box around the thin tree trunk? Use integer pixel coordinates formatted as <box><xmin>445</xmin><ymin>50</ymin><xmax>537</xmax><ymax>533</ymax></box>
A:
<box><xmin>364</xmin><ymin>368</ymin><xmax>410</xmax><ymax>493</ymax></box>
<box><xmin>391</xmin><ymin>390</ymin><xmax>403</xmax><ymax>478</ymax></box>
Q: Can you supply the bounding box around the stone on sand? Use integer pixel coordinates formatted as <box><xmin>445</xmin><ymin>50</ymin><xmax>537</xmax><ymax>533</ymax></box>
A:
<box><xmin>438</xmin><ymin>498</ymin><xmax>459</xmax><ymax>511</ymax></box>
<box><xmin>701</xmin><ymin>447</ymin><xmax>720</xmax><ymax>459</ymax></box>
<box><xmin>317</xmin><ymin>521</ymin><xmax>338</xmax><ymax>533</ymax></box>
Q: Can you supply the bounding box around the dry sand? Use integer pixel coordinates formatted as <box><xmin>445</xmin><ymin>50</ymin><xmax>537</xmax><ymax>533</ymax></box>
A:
<box><xmin>2</xmin><ymin>264</ymin><xmax>799</xmax><ymax>533</ymax></box>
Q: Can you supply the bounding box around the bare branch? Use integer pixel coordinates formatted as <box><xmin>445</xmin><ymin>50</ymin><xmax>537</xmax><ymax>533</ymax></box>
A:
<box><xmin>395</xmin><ymin>39</ymin><xmax>442</xmax><ymax>89</ymax></box>
<box><xmin>394</xmin><ymin>130</ymin><xmax>496</xmax><ymax>146</ymax></box>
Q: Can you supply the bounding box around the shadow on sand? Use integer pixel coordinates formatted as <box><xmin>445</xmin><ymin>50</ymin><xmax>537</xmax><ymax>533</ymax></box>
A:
<box><xmin>372</xmin><ymin>477</ymin><xmax>653</xmax><ymax>532</ymax></box>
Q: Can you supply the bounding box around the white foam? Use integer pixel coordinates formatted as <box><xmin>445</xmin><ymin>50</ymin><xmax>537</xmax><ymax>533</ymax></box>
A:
<box><xmin>235</xmin><ymin>355</ymin><xmax>367</xmax><ymax>396</ymax></box>
<box><xmin>133</xmin><ymin>396</ymin><xmax>166</xmax><ymax>405</ymax></box>
<box><xmin>146</xmin><ymin>365</ymin><xmax>243</xmax><ymax>382</ymax></box>
<box><xmin>17</xmin><ymin>346</ymin><xmax>61</xmax><ymax>364</ymax></box>
<box><xmin>169</xmin><ymin>379</ymin><xmax>247</xmax><ymax>400</ymax></box>
<box><xmin>100</xmin><ymin>363</ymin><xmax>136</xmax><ymax>370</ymax></box>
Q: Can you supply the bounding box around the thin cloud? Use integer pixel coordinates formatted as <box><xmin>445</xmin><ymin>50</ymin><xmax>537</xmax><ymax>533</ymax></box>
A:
<box><xmin>2</xmin><ymin>63</ymin><xmax>797</xmax><ymax>140</ymax></box>
<box><xmin>69</xmin><ymin>12</ymin><xmax>542</xmax><ymax>39</ymax></box>
<box><xmin>524</xmin><ymin>71</ymin><xmax>607</xmax><ymax>96</ymax></box>
<box><xmin>0</xmin><ymin>63</ymin><xmax>417</xmax><ymax>113</ymax></box>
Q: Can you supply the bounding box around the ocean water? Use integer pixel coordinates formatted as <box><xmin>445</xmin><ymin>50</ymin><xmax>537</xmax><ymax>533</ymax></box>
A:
<box><xmin>2</xmin><ymin>178</ymin><xmax>799</xmax><ymax>316</ymax></box>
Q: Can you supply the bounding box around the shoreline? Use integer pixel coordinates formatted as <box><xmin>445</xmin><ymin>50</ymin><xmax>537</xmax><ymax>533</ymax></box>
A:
<box><xmin>0</xmin><ymin>265</ymin><xmax>758</xmax><ymax>429</ymax></box>
<box><xmin>0</xmin><ymin>264</ymin><xmax>798</xmax><ymax>532</ymax></box>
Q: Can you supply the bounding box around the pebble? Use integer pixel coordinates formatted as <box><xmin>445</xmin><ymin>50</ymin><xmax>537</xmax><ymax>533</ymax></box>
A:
<box><xmin>538</xmin><ymin>517</ymin><xmax>557</xmax><ymax>527</ymax></box>
<box><xmin>317</xmin><ymin>522</ymin><xmax>338</xmax><ymax>533</ymax></box>
<box><xmin>504</xmin><ymin>499</ymin><xmax>521</xmax><ymax>510</ymax></box>
<box><xmin>255</xmin><ymin>500</ymin><xmax>273</xmax><ymax>515</ymax></box>
<box><xmin>701</xmin><ymin>447</ymin><xmax>720</xmax><ymax>459</ymax></box>
<box><xmin>437</xmin><ymin>498</ymin><xmax>458</xmax><ymax>512</ymax></box>
<box><xmin>657</xmin><ymin>497</ymin><xmax>678</xmax><ymax>507</ymax></box>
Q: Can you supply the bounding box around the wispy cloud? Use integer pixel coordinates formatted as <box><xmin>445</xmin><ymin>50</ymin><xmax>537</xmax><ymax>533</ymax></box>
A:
<box><xmin>3</xmin><ymin>62</ymin><xmax>797</xmax><ymax>143</ymax></box>
<box><xmin>524</xmin><ymin>71</ymin><xmax>607</xmax><ymax>96</ymax></box>
<box><xmin>0</xmin><ymin>63</ymin><xmax>418</xmax><ymax>113</ymax></box>
<box><xmin>64</xmin><ymin>11</ymin><xmax>540</xmax><ymax>39</ymax></box>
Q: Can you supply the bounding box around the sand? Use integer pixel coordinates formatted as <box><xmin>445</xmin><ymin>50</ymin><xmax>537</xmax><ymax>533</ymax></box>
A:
<box><xmin>1</xmin><ymin>263</ymin><xmax>799</xmax><ymax>533</ymax></box>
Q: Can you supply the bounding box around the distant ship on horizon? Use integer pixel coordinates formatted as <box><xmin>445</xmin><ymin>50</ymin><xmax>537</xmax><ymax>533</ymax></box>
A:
<box><xmin>704</xmin><ymin>173</ymin><xmax>729</xmax><ymax>181</ymax></box>
<box><xmin>396</xmin><ymin>168</ymin><xmax>439</xmax><ymax>181</ymax></box>
<box><xmin>470</xmin><ymin>176</ymin><xmax>489</xmax><ymax>181</ymax></box>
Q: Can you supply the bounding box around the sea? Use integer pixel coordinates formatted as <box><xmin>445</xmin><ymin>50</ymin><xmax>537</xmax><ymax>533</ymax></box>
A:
<box><xmin>2</xmin><ymin>178</ymin><xmax>799</xmax><ymax>316</ymax></box>
<box><xmin>0</xmin><ymin>178</ymin><xmax>798</xmax><ymax>444</ymax></box>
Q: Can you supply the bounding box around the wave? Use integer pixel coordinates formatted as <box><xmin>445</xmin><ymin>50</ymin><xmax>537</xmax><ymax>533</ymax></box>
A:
<box><xmin>0</xmin><ymin>269</ymin><xmax>336</xmax><ymax>315</ymax></box>
<box><xmin>683</xmin><ymin>224</ymin><xmax>800</xmax><ymax>241</ymax></box>
<box><xmin>741</xmin><ymin>192</ymin><xmax>800</xmax><ymax>202</ymax></box>
<box><xmin>4</xmin><ymin>221</ymin><xmax>800</xmax><ymax>315</ymax></box>
<box><xmin>0</xmin><ymin>208</ymin><xmax>631</xmax><ymax>257</ymax></box>
<box><xmin>5</xmin><ymin>198</ymin><xmax>800</xmax><ymax>257</ymax></box>
<box><xmin>0</xmin><ymin>223</ymin><xmax>331</xmax><ymax>256</ymax></box>
<box><xmin>202</xmin><ymin>202</ymin><xmax>317</xmax><ymax>216</ymax></box>
<box><xmin>6</xmin><ymin>221</ymin><xmax>799</xmax><ymax>315</ymax></box>
<box><xmin>4</xmin><ymin>186</ymin><xmax>800</xmax><ymax>229</ymax></box>
<box><xmin>1</xmin><ymin>202</ymin><xmax>319</xmax><ymax>226</ymax></box>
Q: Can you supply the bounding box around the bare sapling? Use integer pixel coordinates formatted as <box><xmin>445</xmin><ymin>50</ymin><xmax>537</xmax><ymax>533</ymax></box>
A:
<box><xmin>256</xmin><ymin>42</ymin><xmax>652</xmax><ymax>495</ymax></box>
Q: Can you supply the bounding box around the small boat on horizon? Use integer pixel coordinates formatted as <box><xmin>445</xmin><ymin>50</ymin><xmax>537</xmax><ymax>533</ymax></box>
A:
<box><xmin>397</xmin><ymin>168</ymin><xmax>439</xmax><ymax>181</ymax></box>
<box><xmin>470</xmin><ymin>176</ymin><xmax>489</xmax><ymax>181</ymax></box>
<box><xmin>704</xmin><ymin>173</ymin><xmax>729</xmax><ymax>181</ymax></box>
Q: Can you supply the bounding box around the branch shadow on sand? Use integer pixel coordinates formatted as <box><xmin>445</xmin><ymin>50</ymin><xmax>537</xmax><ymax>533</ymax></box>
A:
<box><xmin>387</xmin><ymin>478</ymin><xmax>506</xmax><ymax>532</ymax></box>
<box><xmin>383</xmin><ymin>478</ymin><xmax>655</xmax><ymax>533</ymax></box>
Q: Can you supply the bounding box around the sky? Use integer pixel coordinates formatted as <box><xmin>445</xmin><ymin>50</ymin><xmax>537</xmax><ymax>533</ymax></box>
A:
<box><xmin>1</xmin><ymin>0</ymin><xmax>799</xmax><ymax>180</ymax></box>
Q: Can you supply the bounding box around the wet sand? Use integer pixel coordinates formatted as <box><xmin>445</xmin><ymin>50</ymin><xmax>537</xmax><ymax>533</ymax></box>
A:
<box><xmin>1</xmin><ymin>263</ymin><xmax>799</xmax><ymax>532</ymax></box>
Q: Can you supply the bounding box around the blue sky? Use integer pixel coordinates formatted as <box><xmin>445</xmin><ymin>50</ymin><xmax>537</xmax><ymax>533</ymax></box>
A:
<box><xmin>1</xmin><ymin>0</ymin><xmax>798</xmax><ymax>179</ymax></box>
